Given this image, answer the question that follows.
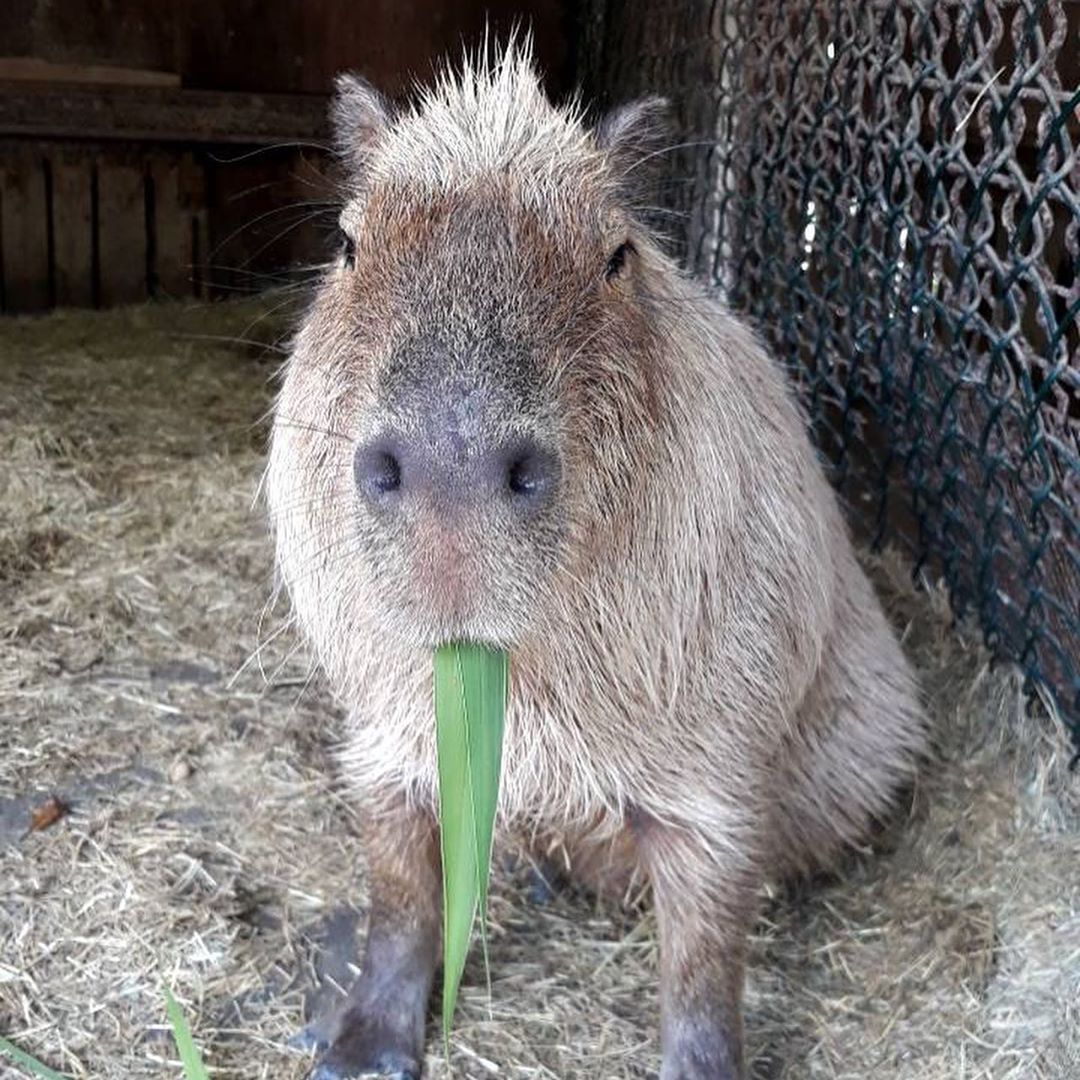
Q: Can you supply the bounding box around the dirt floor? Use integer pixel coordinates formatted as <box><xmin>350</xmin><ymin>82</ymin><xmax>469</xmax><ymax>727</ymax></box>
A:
<box><xmin>1</xmin><ymin>300</ymin><xmax>1077</xmax><ymax>1080</ymax></box>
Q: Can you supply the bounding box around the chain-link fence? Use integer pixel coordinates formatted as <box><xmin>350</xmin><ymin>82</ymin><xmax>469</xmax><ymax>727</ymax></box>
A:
<box><xmin>584</xmin><ymin>0</ymin><xmax>1079</xmax><ymax>754</ymax></box>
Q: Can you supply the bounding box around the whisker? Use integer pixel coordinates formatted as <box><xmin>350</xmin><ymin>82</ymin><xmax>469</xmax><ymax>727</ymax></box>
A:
<box><xmin>208</xmin><ymin>201</ymin><xmax>338</xmax><ymax>266</ymax></box>
<box><xmin>270</xmin><ymin>534</ymin><xmax>366</xmax><ymax>599</ymax></box>
<box><xmin>623</xmin><ymin>140</ymin><xmax>719</xmax><ymax>176</ymax></box>
<box><xmin>172</xmin><ymin>332</ymin><xmax>290</xmax><ymax>354</ymax></box>
<box><xmin>262</xmin><ymin>633</ymin><xmax>312</xmax><ymax>692</ymax></box>
<box><xmin>207</xmin><ymin>141</ymin><xmax>333</xmax><ymax>164</ymax></box>
<box><xmin>229</xmin><ymin>614</ymin><xmax>295</xmax><ymax>688</ymax></box>
<box><xmin>288</xmin><ymin>660</ymin><xmax>323</xmax><ymax>713</ymax></box>
<box><xmin>264</xmin><ymin>498</ymin><xmax>361</xmax><ymax>522</ymax></box>
<box><xmin>230</xmin><ymin>209</ymin><xmax>340</xmax><ymax>273</ymax></box>
<box><xmin>264</xmin><ymin>417</ymin><xmax>354</xmax><ymax>442</ymax></box>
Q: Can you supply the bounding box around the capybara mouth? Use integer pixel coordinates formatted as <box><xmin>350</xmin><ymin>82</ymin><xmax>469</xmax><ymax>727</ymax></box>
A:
<box><xmin>409</xmin><ymin>542</ymin><xmax>475</xmax><ymax>617</ymax></box>
<box><xmin>400</xmin><ymin>561</ymin><xmax>528</xmax><ymax>650</ymax></box>
<box><xmin>408</xmin><ymin>608</ymin><xmax>520</xmax><ymax>653</ymax></box>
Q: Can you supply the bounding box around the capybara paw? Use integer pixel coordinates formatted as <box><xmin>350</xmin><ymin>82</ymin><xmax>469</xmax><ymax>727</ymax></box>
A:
<box><xmin>310</xmin><ymin>1065</ymin><xmax>417</xmax><ymax>1080</ymax></box>
<box><xmin>310</xmin><ymin>1064</ymin><xmax>417</xmax><ymax>1080</ymax></box>
<box><xmin>660</xmin><ymin>1023</ymin><xmax>743</xmax><ymax>1080</ymax></box>
<box><xmin>660</xmin><ymin>1063</ymin><xmax>742</xmax><ymax>1080</ymax></box>
<box><xmin>289</xmin><ymin>1024</ymin><xmax>331</xmax><ymax>1054</ymax></box>
<box><xmin>660</xmin><ymin>1069</ymin><xmax>741</xmax><ymax>1080</ymax></box>
<box><xmin>309</xmin><ymin>1034</ymin><xmax>421</xmax><ymax>1080</ymax></box>
<box><xmin>525</xmin><ymin>865</ymin><xmax>555</xmax><ymax>904</ymax></box>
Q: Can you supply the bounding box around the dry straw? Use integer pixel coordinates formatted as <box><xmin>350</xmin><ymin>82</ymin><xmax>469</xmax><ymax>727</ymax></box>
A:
<box><xmin>1</xmin><ymin>301</ymin><xmax>1076</xmax><ymax>1078</ymax></box>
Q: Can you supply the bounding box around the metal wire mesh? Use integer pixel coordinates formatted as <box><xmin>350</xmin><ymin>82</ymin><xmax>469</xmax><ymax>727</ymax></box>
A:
<box><xmin>585</xmin><ymin>0</ymin><xmax>1080</xmax><ymax>749</ymax></box>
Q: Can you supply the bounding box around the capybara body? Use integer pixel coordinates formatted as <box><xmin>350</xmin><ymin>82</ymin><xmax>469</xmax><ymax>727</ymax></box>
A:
<box><xmin>267</xmin><ymin>43</ymin><xmax>927</xmax><ymax>1080</ymax></box>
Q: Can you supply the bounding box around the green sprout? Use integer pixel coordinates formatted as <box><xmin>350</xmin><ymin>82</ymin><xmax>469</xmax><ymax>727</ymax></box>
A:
<box><xmin>0</xmin><ymin>1035</ymin><xmax>68</xmax><ymax>1080</ymax></box>
<box><xmin>163</xmin><ymin>986</ymin><xmax>210</xmax><ymax>1080</ymax></box>
<box><xmin>434</xmin><ymin>642</ymin><xmax>508</xmax><ymax>1045</ymax></box>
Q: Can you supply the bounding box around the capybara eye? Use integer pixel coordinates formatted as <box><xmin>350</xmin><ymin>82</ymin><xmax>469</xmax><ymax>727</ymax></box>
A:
<box><xmin>338</xmin><ymin>228</ymin><xmax>356</xmax><ymax>270</ymax></box>
<box><xmin>605</xmin><ymin>241</ymin><xmax>633</xmax><ymax>281</ymax></box>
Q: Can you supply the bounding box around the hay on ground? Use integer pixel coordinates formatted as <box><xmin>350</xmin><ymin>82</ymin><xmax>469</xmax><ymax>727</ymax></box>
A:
<box><xmin>0</xmin><ymin>301</ymin><xmax>1077</xmax><ymax>1080</ymax></box>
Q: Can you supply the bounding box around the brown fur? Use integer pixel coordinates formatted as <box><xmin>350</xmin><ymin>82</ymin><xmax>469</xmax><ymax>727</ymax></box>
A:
<box><xmin>266</xmin><ymin>43</ymin><xmax>928</xmax><ymax>1080</ymax></box>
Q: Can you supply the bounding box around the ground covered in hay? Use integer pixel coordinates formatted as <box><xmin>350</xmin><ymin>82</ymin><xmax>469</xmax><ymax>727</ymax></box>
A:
<box><xmin>1</xmin><ymin>301</ymin><xmax>1077</xmax><ymax>1080</ymax></box>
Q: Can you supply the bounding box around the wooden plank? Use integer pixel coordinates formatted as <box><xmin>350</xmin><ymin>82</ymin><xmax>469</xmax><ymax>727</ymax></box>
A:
<box><xmin>0</xmin><ymin>84</ymin><xmax>331</xmax><ymax>145</ymax></box>
<box><xmin>51</xmin><ymin>148</ymin><xmax>94</xmax><ymax>307</ymax></box>
<box><xmin>96</xmin><ymin>154</ymin><xmax>146</xmax><ymax>306</ymax></box>
<box><xmin>179</xmin><ymin>0</ymin><xmax>573</xmax><ymax>96</ymax></box>
<box><xmin>0</xmin><ymin>1</ymin><xmax>33</xmax><ymax>58</ymax></box>
<box><xmin>0</xmin><ymin>0</ymin><xmax>179</xmax><ymax>75</ymax></box>
<box><xmin>0</xmin><ymin>144</ymin><xmax>50</xmax><ymax>312</ymax></box>
<box><xmin>149</xmin><ymin>153</ymin><xmax>194</xmax><ymax>298</ymax></box>
<box><xmin>0</xmin><ymin>57</ymin><xmax>180</xmax><ymax>87</ymax></box>
<box><xmin>179</xmin><ymin>152</ymin><xmax>208</xmax><ymax>298</ymax></box>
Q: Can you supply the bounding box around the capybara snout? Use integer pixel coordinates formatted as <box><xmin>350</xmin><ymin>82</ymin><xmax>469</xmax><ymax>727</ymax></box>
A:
<box><xmin>342</xmin><ymin>351</ymin><xmax>567</xmax><ymax>645</ymax></box>
<box><xmin>352</xmin><ymin>390</ymin><xmax>561</xmax><ymax>515</ymax></box>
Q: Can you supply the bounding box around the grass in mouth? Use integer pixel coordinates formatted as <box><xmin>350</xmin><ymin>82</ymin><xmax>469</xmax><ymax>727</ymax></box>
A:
<box><xmin>434</xmin><ymin>641</ymin><xmax>509</xmax><ymax>1045</ymax></box>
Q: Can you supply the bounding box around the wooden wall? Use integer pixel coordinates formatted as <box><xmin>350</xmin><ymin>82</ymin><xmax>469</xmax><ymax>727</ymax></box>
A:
<box><xmin>0</xmin><ymin>140</ymin><xmax>342</xmax><ymax>312</ymax></box>
<box><xmin>0</xmin><ymin>0</ymin><xmax>576</xmax><ymax>313</ymax></box>
<box><xmin>0</xmin><ymin>91</ymin><xmax>333</xmax><ymax>313</ymax></box>
<box><xmin>0</xmin><ymin>0</ymin><xmax>576</xmax><ymax>96</ymax></box>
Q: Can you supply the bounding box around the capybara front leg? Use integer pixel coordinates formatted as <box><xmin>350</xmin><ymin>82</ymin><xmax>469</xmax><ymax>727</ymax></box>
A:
<box><xmin>638</xmin><ymin>815</ymin><xmax>758</xmax><ymax>1080</ymax></box>
<box><xmin>312</xmin><ymin>790</ymin><xmax>441</xmax><ymax>1080</ymax></box>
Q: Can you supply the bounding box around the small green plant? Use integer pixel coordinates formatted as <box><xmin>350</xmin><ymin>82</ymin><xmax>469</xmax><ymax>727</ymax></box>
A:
<box><xmin>0</xmin><ymin>1035</ymin><xmax>67</xmax><ymax>1080</ymax></box>
<box><xmin>1</xmin><ymin>994</ymin><xmax>209</xmax><ymax>1079</ymax></box>
<box><xmin>434</xmin><ymin>642</ymin><xmax>508</xmax><ymax>1043</ymax></box>
<box><xmin>163</xmin><ymin>986</ymin><xmax>210</xmax><ymax>1080</ymax></box>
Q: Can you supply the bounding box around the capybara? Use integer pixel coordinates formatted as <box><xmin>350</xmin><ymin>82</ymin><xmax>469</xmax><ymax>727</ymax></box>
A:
<box><xmin>266</xmin><ymin>41</ymin><xmax>927</xmax><ymax>1080</ymax></box>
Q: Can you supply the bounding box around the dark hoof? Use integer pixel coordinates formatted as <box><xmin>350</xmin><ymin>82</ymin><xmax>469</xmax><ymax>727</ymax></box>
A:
<box><xmin>310</xmin><ymin>1044</ymin><xmax>420</xmax><ymax>1080</ymax></box>
<box><xmin>310</xmin><ymin>1069</ymin><xmax>416</xmax><ymax>1080</ymax></box>
<box><xmin>289</xmin><ymin>1025</ymin><xmax>331</xmax><ymax>1054</ymax></box>
<box><xmin>526</xmin><ymin>866</ymin><xmax>554</xmax><ymax>905</ymax></box>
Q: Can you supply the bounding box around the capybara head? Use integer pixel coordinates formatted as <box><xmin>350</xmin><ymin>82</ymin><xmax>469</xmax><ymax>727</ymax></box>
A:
<box><xmin>268</xmin><ymin>44</ymin><xmax>672</xmax><ymax>657</ymax></box>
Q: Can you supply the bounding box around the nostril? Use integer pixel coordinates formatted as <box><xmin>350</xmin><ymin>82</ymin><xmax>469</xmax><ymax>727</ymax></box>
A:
<box><xmin>370</xmin><ymin>451</ymin><xmax>401</xmax><ymax>494</ymax></box>
<box><xmin>507</xmin><ymin>450</ymin><xmax>554</xmax><ymax>501</ymax></box>
<box><xmin>354</xmin><ymin>443</ymin><xmax>402</xmax><ymax>499</ymax></box>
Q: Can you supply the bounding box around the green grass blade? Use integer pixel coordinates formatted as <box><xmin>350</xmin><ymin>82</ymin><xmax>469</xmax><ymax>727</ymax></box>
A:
<box><xmin>0</xmin><ymin>1035</ymin><xmax>68</xmax><ymax>1080</ymax></box>
<box><xmin>434</xmin><ymin>642</ymin><xmax>508</xmax><ymax>1044</ymax></box>
<box><xmin>163</xmin><ymin>986</ymin><xmax>211</xmax><ymax>1080</ymax></box>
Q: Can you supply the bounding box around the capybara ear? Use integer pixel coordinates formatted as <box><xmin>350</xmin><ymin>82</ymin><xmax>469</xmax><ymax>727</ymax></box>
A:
<box><xmin>594</xmin><ymin>96</ymin><xmax>671</xmax><ymax>177</ymax></box>
<box><xmin>331</xmin><ymin>73</ymin><xmax>393</xmax><ymax>175</ymax></box>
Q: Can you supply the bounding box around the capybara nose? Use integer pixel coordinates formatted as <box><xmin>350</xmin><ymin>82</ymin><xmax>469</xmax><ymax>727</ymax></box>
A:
<box><xmin>353</xmin><ymin>432</ymin><xmax>558</xmax><ymax>511</ymax></box>
<box><xmin>484</xmin><ymin>438</ymin><xmax>560</xmax><ymax>504</ymax></box>
<box><xmin>353</xmin><ymin>439</ymin><xmax>403</xmax><ymax>502</ymax></box>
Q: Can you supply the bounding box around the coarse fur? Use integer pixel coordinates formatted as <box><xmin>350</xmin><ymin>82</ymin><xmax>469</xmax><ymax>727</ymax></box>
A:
<box><xmin>266</xmin><ymin>40</ymin><xmax>928</xmax><ymax>1080</ymax></box>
